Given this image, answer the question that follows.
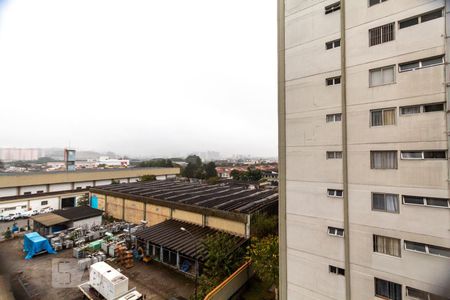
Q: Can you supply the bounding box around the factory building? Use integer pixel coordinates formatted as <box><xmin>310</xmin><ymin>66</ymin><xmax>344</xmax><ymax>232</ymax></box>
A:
<box><xmin>91</xmin><ymin>180</ymin><xmax>277</xmax><ymax>275</ymax></box>
<box><xmin>90</xmin><ymin>180</ymin><xmax>278</xmax><ymax>238</ymax></box>
<box><xmin>0</xmin><ymin>168</ymin><xmax>179</xmax><ymax>216</ymax></box>
<box><xmin>278</xmin><ymin>0</ymin><xmax>450</xmax><ymax>299</ymax></box>
<box><xmin>32</xmin><ymin>206</ymin><xmax>103</xmax><ymax>235</ymax></box>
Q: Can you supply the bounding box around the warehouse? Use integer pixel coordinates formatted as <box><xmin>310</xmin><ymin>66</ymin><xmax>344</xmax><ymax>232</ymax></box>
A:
<box><xmin>31</xmin><ymin>206</ymin><xmax>103</xmax><ymax>235</ymax></box>
<box><xmin>89</xmin><ymin>180</ymin><xmax>278</xmax><ymax>238</ymax></box>
<box><xmin>134</xmin><ymin>219</ymin><xmax>247</xmax><ymax>276</ymax></box>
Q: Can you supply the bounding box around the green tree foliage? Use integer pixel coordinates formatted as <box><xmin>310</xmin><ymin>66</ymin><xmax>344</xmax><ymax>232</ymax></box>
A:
<box><xmin>247</xmin><ymin>235</ymin><xmax>279</xmax><ymax>299</ymax></box>
<box><xmin>138</xmin><ymin>159</ymin><xmax>173</xmax><ymax>168</ymax></box>
<box><xmin>251</xmin><ymin>213</ymin><xmax>278</xmax><ymax>238</ymax></box>
<box><xmin>196</xmin><ymin>232</ymin><xmax>246</xmax><ymax>299</ymax></box>
<box><xmin>230</xmin><ymin>168</ymin><xmax>263</xmax><ymax>182</ymax></box>
<box><xmin>140</xmin><ymin>175</ymin><xmax>156</xmax><ymax>182</ymax></box>
<box><xmin>205</xmin><ymin>162</ymin><xmax>218</xmax><ymax>178</ymax></box>
<box><xmin>77</xmin><ymin>194</ymin><xmax>89</xmax><ymax>207</ymax></box>
<box><xmin>185</xmin><ymin>155</ymin><xmax>202</xmax><ymax>167</ymax></box>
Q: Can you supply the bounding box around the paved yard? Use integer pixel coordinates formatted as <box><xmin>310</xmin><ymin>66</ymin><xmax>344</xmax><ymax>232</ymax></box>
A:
<box><xmin>0</xmin><ymin>237</ymin><xmax>194</xmax><ymax>299</ymax></box>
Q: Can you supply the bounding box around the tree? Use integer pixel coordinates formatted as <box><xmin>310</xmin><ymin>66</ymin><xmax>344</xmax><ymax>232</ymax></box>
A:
<box><xmin>138</xmin><ymin>159</ymin><xmax>173</xmax><ymax>168</ymax></box>
<box><xmin>247</xmin><ymin>235</ymin><xmax>279</xmax><ymax>300</ymax></box>
<box><xmin>77</xmin><ymin>194</ymin><xmax>89</xmax><ymax>207</ymax></box>
<box><xmin>140</xmin><ymin>175</ymin><xmax>156</xmax><ymax>182</ymax></box>
<box><xmin>230</xmin><ymin>169</ymin><xmax>242</xmax><ymax>180</ymax></box>
<box><xmin>246</xmin><ymin>167</ymin><xmax>263</xmax><ymax>181</ymax></box>
<box><xmin>182</xmin><ymin>155</ymin><xmax>204</xmax><ymax>179</ymax></box>
<box><xmin>205</xmin><ymin>162</ymin><xmax>217</xmax><ymax>179</ymax></box>
<box><xmin>196</xmin><ymin>232</ymin><xmax>245</xmax><ymax>299</ymax></box>
<box><xmin>251</xmin><ymin>213</ymin><xmax>278</xmax><ymax>238</ymax></box>
<box><xmin>185</xmin><ymin>155</ymin><xmax>202</xmax><ymax>167</ymax></box>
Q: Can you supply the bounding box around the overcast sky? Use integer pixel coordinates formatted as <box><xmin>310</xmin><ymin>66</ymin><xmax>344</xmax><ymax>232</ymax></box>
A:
<box><xmin>0</xmin><ymin>0</ymin><xmax>277</xmax><ymax>158</ymax></box>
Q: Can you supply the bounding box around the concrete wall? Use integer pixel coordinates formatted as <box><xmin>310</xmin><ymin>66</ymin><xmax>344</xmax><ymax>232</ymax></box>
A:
<box><xmin>283</xmin><ymin>0</ymin><xmax>450</xmax><ymax>299</ymax></box>
<box><xmin>172</xmin><ymin>209</ymin><xmax>203</xmax><ymax>226</ymax></box>
<box><xmin>49</xmin><ymin>183</ymin><xmax>72</xmax><ymax>192</ymax></box>
<box><xmin>71</xmin><ymin>215</ymin><xmax>102</xmax><ymax>229</ymax></box>
<box><xmin>73</xmin><ymin>181</ymin><xmax>94</xmax><ymax>189</ymax></box>
<box><xmin>145</xmin><ymin>204</ymin><xmax>170</xmax><ymax>226</ymax></box>
<box><xmin>0</xmin><ymin>188</ymin><xmax>17</xmax><ymax>197</ymax></box>
<box><xmin>20</xmin><ymin>185</ymin><xmax>47</xmax><ymax>195</ymax></box>
<box><xmin>206</xmin><ymin>216</ymin><xmax>246</xmax><ymax>236</ymax></box>
<box><xmin>124</xmin><ymin>199</ymin><xmax>144</xmax><ymax>224</ymax></box>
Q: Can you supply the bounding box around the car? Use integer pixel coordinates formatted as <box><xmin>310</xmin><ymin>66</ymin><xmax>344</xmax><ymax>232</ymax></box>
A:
<box><xmin>21</xmin><ymin>210</ymin><xmax>38</xmax><ymax>218</ymax></box>
<box><xmin>3</xmin><ymin>214</ymin><xmax>17</xmax><ymax>222</ymax></box>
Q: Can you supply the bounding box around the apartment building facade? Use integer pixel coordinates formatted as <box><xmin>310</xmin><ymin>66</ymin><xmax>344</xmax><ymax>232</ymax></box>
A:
<box><xmin>278</xmin><ymin>0</ymin><xmax>450</xmax><ymax>299</ymax></box>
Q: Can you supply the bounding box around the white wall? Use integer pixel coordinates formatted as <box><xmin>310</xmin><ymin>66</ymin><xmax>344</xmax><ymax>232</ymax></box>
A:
<box><xmin>71</xmin><ymin>215</ymin><xmax>102</xmax><ymax>229</ymax></box>
<box><xmin>49</xmin><ymin>183</ymin><xmax>72</xmax><ymax>192</ymax></box>
<box><xmin>94</xmin><ymin>180</ymin><xmax>112</xmax><ymax>186</ymax></box>
<box><xmin>29</xmin><ymin>197</ymin><xmax>59</xmax><ymax>211</ymax></box>
<box><xmin>21</xmin><ymin>185</ymin><xmax>47</xmax><ymax>195</ymax></box>
<box><xmin>0</xmin><ymin>187</ymin><xmax>18</xmax><ymax>197</ymax></box>
<box><xmin>73</xmin><ymin>181</ymin><xmax>94</xmax><ymax>189</ymax></box>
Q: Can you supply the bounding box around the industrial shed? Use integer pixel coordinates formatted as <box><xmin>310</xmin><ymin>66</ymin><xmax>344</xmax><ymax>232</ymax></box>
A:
<box><xmin>32</xmin><ymin>206</ymin><xmax>103</xmax><ymax>235</ymax></box>
<box><xmin>134</xmin><ymin>219</ymin><xmax>247</xmax><ymax>275</ymax></box>
<box><xmin>90</xmin><ymin>181</ymin><xmax>278</xmax><ymax>237</ymax></box>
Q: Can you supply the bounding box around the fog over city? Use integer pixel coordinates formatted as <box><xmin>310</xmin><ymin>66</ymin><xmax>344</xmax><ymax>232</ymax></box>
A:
<box><xmin>0</xmin><ymin>0</ymin><xmax>277</xmax><ymax>158</ymax></box>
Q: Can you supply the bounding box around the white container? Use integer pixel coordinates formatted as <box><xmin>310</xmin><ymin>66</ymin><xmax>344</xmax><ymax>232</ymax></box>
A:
<box><xmin>89</xmin><ymin>262</ymin><xmax>129</xmax><ymax>300</ymax></box>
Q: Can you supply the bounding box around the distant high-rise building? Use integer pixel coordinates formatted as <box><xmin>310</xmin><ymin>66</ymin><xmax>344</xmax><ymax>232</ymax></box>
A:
<box><xmin>0</xmin><ymin>148</ymin><xmax>40</xmax><ymax>161</ymax></box>
<box><xmin>278</xmin><ymin>1</ymin><xmax>450</xmax><ymax>299</ymax></box>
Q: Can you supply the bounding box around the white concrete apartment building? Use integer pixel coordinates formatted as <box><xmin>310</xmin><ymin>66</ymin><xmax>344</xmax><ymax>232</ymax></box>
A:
<box><xmin>278</xmin><ymin>0</ymin><xmax>450</xmax><ymax>299</ymax></box>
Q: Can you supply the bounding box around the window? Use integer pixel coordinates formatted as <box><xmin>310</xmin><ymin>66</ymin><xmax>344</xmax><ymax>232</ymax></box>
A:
<box><xmin>371</xmin><ymin>108</ymin><xmax>396</xmax><ymax>126</ymax></box>
<box><xmin>370</xmin><ymin>66</ymin><xmax>395</xmax><ymax>87</ymax></box>
<box><xmin>41</xmin><ymin>201</ymin><xmax>48</xmax><ymax>205</ymax></box>
<box><xmin>326</xmin><ymin>76</ymin><xmax>341</xmax><ymax>86</ymax></box>
<box><xmin>371</xmin><ymin>151</ymin><xmax>398</xmax><ymax>169</ymax></box>
<box><xmin>372</xmin><ymin>193</ymin><xmax>399</xmax><ymax>213</ymax></box>
<box><xmin>399</xmin><ymin>9</ymin><xmax>443</xmax><ymax>29</ymax></box>
<box><xmin>400</xmin><ymin>150</ymin><xmax>446</xmax><ymax>160</ymax></box>
<box><xmin>406</xmin><ymin>287</ymin><xmax>449</xmax><ymax>300</ymax></box>
<box><xmin>373</xmin><ymin>235</ymin><xmax>401</xmax><ymax>257</ymax></box>
<box><xmin>369</xmin><ymin>23</ymin><xmax>394</xmax><ymax>46</ymax></box>
<box><xmin>21</xmin><ymin>205</ymin><xmax>27</xmax><ymax>209</ymax></box>
<box><xmin>375</xmin><ymin>278</ymin><xmax>402</xmax><ymax>300</ymax></box>
<box><xmin>329</xmin><ymin>265</ymin><xmax>345</xmax><ymax>276</ymax></box>
<box><xmin>400</xmin><ymin>102</ymin><xmax>445</xmax><ymax>115</ymax></box>
<box><xmin>369</xmin><ymin>0</ymin><xmax>387</xmax><ymax>7</ymax></box>
<box><xmin>328</xmin><ymin>227</ymin><xmax>344</xmax><ymax>237</ymax></box>
<box><xmin>23</xmin><ymin>192</ymin><xmax>32</xmax><ymax>195</ymax></box>
<box><xmin>326</xmin><ymin>151</ymin><xmax>342</xmax><ymax>159</ymax></box>
<box><xmin>37</xmin><ymin>190</ymin><xmax>44</xmax><ymax>194</ymax></box>
<box><xmin>76</xmin><ymin>186</ymin><xmax>82</xmax><ymax>190</ymax></box>
<box><xmin>326</xmin><ymin>39</ymin><xmax>340</xmax><ymax>50</ymax></box>
<box><xmin>327</xmin><ymin>189</ymin><xmax>343</xmax><ymax>198</ymax></box>
<box><xmin>326</xmin><ymin>113</ymin><xmax>342</xmax><ymax>122</ymax></box>
<box><xmin>405</xmin><ymin>241</ymin><xmax>450</xmax><ymax>258</ymax></box>
<box><xmin>4</xmin><ymin>207</ymin><xmax>16</xmax><ymax>211</ymax></box>
<box><xmin>399</xmin><ymin>55</ymin><xmax>444</xmax><ymax>72</ymax></box>
<box><xmin>325</xmin><ymin>2</ymin><xmax>340</xmax><ymax>14</ymax></box>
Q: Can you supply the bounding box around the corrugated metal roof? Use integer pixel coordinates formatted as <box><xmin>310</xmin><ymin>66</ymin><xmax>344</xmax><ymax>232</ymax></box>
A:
<box><xmin>31</xmin><ymin>213</ymin><xmax>69</xmax><ymax>226</ymax></box>
<box><xmin>53</xmin><ymin>206</ymin><xmax>103</xmax><ymax>221</ymax></box>
<box><xmin>91</xmin><ymin>181</ymin><xmax>278</xmax><ymax>214</ymax></box>
<box><xmin>134</xmin><ymin>219</ymin><xmax>247</xmax><ymax>262</ymax></box>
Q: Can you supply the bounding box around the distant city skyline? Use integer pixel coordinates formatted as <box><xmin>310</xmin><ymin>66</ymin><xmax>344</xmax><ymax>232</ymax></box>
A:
<box><xmin>0</xmin><ymin>0</ymin><xmax>277</xmax><ymax>158</ymax></box>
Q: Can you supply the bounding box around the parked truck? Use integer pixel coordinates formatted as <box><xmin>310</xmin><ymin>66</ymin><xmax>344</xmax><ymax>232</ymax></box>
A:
<box><xmin>78</xmin><ymin>262</ymin><xmax>142</xmax><ymax>300</ymax></box>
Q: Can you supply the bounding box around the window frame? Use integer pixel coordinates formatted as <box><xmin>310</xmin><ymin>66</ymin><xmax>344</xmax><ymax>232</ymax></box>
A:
<box><xmin>326</xmin><ymin>76</ymin><xmax>341</xmax><ymax>86</ymax></box>
<box><xmin>400</xmin><ymin>102</ymin><xmax>445</xmax><ymax>115</ymax></box>
<box><xmin>400</xmin><ymin>150</ymin><xmax>447</xmax><ymax>160</ymax></box>
<box><xmin>373</xmin><ymin>235</ymin><xmax>401</xmax><ymax>257</ymax></box>
<box><xmin>370</xmin><ymin>150</ymin><xmax>398</xmax><ymax>169</ymax></box>
<box><xmin>325</xmin><ymin>39</ymin><xmax>341</xmax><ymax>50</ymax></box>
<box><xmin>369</xmin><ymin>22</ymin><xmax>395</xmax><ymax>46</ymax></box>
<box><xmin>406</xmin><ymin>286</ymin><xmax>449</xmax><ymax>300</ymax></box>
<box><xmin>371</xmin><ymin>192</ymin><xmax>400</xmax><ymax>213</ymax></box>
<box><xmin>398</xmin><ymin>8</ymin><xmax>444</xmax><ymax>29</ymax></box>
<box><xmin>328</xmin><ymin>226</ymin><xmax>345</xmax><ymax>237</ymax></box>
<box><xmin>327</xmin><ymin>189</ymin><xmax>344</xmax><ymax>198</ymax></box>
<box><xmin>368</xmin><ymin>0</ymin><xmax>387</xmax><ymax>7</ymax></box>
<box><xmin>326</xmin><ymin>151</ymin><xmax>343</xmax><ymax>159</ymax></box>
<box><xmin>399</xmin><ymin>55</ymin><xmax>444</xmax><ymax>72</ymax></box>
<box><xmin>329</xmin><ymin>265</ymin><xmax>345</xmax><ymax>276</ymax></box>
<box><xmin>403</xmin><ymin>195</ymin><xmax>450</xmax><ymax>209</ymax></box>
<box><xmin>326</xmin><ymin>113</ymin><xmax>342</xmax><ymax>123</ymax></box>
<box><xmin>325</xmin><ymin>1</ymin><xmax>341</xmax><ymax>14</ymax></box>
<box><xmin>370</xmin><ymin>107</ymin><xmax>396</xmax><ymax>126</ymax></box>
<box><xmin>374</xmin><ymin>278</ymin><xmax>402</xmax><ymax>300</ymax></box>
<box><xmin>41</xmin><ymin>200</ymin><xmax>48</xmax><ymax>205</ymax></box>
<box><xmin>369</xmin><ymin>65</ymin><xmax>396</xmax><ymax>87</ymax></box>
<box><xmin>404</xmin><ymin>240</ymin><xmax>450</xmax><ymax>259</ymax></box>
